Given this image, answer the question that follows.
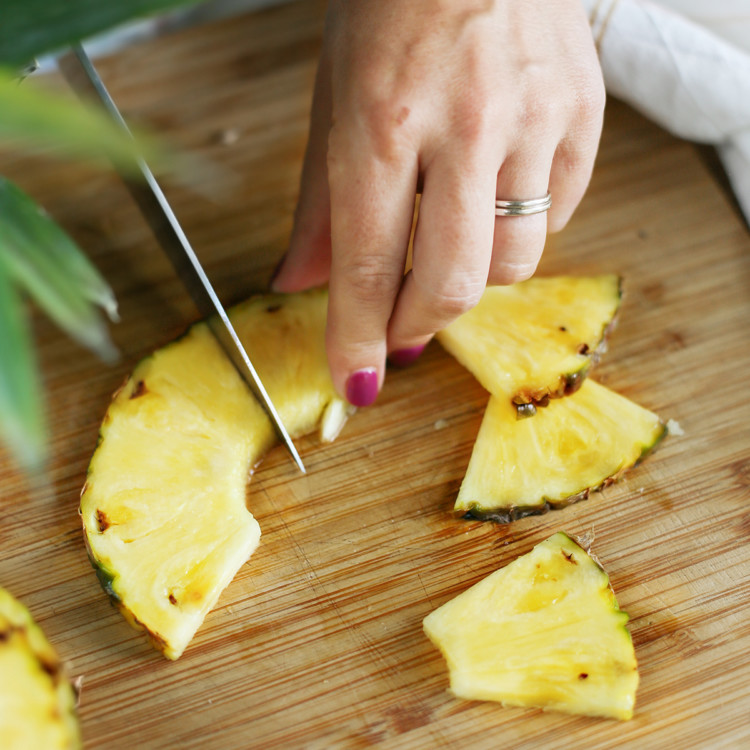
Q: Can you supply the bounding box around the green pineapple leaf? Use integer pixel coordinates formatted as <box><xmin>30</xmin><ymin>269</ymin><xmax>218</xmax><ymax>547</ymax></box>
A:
<box><xmin>0</xmin><ymin>177</ymin><xmax>119</xmax><ymax>362</ymax></box>
<box><xmin>0</xmin><ymin>0</ymin><xmax>201</xmax><ymax>474</ymax></box>
<box><xmin>0</xmin><ymin>261</ymin><xmax>47</xmax><ymax>471</ymax></box>
<box><xmin>0</xmin><ymin>69</ymin><xmax>165</xmax><ymax>176</ymax></box>
<box><xmin>0</xmin><ymin>0</ymin><xmax>201</xmax><ymax>67</ymax></box>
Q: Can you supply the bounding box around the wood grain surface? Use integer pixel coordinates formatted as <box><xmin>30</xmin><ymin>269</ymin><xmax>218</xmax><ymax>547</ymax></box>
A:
<box><xmin>1</xmin><ymin>2</ymin><xmax>749</xmax><ymax>747</ymax></box>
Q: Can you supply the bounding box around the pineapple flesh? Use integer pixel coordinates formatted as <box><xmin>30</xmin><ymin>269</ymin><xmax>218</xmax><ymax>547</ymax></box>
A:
<box><xmin>423</xmin><ymin>532</ymin><xmax>639</xmax><ymax>720</ymax></box>
<box><xmin>80</xmin><ymin>288</ymin><xmax>349</xmax><ymax>659</ymax></box>
<box><xmin>436</xmin><ymin>276</ymin><xmax>622</xmax><ymax>408</ymax></box>
<box><xmin>457</xmin><ymin>379</ymin><xmax>665</xmax><ymax>522</ymax></box>
<box><xmin>0</xmin><ymin>587</ymin><xmax>81</xmax><ymax>750</ymax></box>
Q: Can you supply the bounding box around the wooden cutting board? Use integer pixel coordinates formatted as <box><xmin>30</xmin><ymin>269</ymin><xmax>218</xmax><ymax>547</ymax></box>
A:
<box><xmin>1</xmin><ymin>2</ymin><xmax>749</xmax><ymax>747</ymax></box>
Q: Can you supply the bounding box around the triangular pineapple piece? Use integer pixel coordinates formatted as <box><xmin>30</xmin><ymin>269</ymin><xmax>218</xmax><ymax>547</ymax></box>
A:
<box><xmin>457</xmin><ymin>379</ymin><xmax>665</xmax><ymax>522</ymax></box>
<box><xmin>81</xmin><ymin>288</ymin><xmax>351</xmax><ymax>659</ymax></box>
<box><xmin>0</xmin><ymin>587</ymin><xmax>81</xmax><ymax>749</ymax></box>
<box><xmin>436</xmin><ymin>276</ymin><xmax>621</xmax><ymax>407</ymax></box>
<box><xmin>423</xmin><ymin>532</ymin><xmax>639</xmax><ymax>720</ymax></box>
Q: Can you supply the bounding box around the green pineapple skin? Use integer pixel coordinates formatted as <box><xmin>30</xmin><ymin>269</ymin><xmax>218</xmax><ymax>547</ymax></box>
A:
<box><xmin>0</xmin><ymin>588</ymin><xmax>82</xmax><ymax>750</ymax></box>
<box><xmin>423</xmin><ymin>532</ymin><xmax>640</xmax><ymax>721</ymax></box>
<box><xmin>456</xmin><ymin>377</ymin><xmax>668</xmax><ymax>525</ymax></box>
<box><xmin>437</xmin><ymin>275</ymin><xmax>624</xmax><ymax>410</ymax></box>
<box><xmin>512</xmin><ymin>296</ymin><xmax>621</xmax><ymax>410</ymax></box>
<box><xmin>461</xmin><ymin>428</ymin><xmax>667</xmax><ymax>524</ymax></box>
<box><xmin>79</xmin><ymin>288</ymin><xmax>344</xmax><ymax>660</ymax></box>
<box><xmin>83</xmin><ymin>535</ymin><xmax>174</xmax><ymax>653</ymax></box>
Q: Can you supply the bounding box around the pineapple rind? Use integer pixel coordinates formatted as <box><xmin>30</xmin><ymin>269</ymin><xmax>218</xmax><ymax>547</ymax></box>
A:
<box><xmin>456</xmin><ymin>379</ymin><xmax>666</xmax><ymax>522</ymax></box>
<box><xmin>81</xmin><ymin>288</ymin><xmax>347</xmax><ymax>659</ymax></box>
<box><xmin>0</xmin><ymin>588</ymin><xmax>81</xmax><ymax>750</ymax></box>
<box><xmin>436</xmin><ymin>276</ymin><xmax>622</xmax><ymax>407</ymax></box>
<box><xmin>82</xmin><ymin>323</ymin><xmax>265</xmax><ymax>659</ymax></box>
<box><xmin>423</xmin><ymin>532</ymin><xmax>639</xmax><ymax>720</ymax></box>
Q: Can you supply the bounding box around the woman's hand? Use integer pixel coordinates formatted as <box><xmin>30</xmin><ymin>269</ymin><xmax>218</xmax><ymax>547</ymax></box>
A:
<box><xmin>271</xmin><ymin>0</ymin><xmax>604</xmax><ymax>406</ymax></box>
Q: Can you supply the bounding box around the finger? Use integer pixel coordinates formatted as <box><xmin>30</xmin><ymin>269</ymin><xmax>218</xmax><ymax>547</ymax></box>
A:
<box><xmin>326</xmin><ymin>130</ymin><xmax>418</xmax><ymax>406</ymax></box>
<box><xmin>386</xmin><ymin>154</ymin><xmax>497</xmax><ymax>357</ymax></box>
<box><xmin>489</xmin><ymin>147</ymin><xmax>555</xmax><ymax>285</ymax></box>
<box><xmin>271</xmin><ymin>53</ymin><xmax>333</xmax><ymax>292</ymax></box>
<box><xmin>547</xmin><ymin>95</ymin><xmax>604</xmax><ymax>232</ymax></box>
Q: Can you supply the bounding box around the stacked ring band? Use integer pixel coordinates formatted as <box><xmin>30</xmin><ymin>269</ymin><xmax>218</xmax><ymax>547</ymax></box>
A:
<box><xmin>495</xmin><ymin>192</ymin><xmax>552</xmax><ymax>217</ymax></box>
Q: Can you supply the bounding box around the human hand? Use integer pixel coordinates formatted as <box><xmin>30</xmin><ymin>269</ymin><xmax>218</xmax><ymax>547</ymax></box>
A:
<box><xmin>271</xmin><ymin>0</ymin><xmax>605</xmax><ymax>406</ymax></box>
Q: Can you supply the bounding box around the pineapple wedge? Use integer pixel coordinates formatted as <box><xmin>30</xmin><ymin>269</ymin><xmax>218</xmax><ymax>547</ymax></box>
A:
<box><xmin>0</xmin><ymin>588</ymin><xmax>81</xmax><ymax>749</ymax></box>
<box><xmin>456</xmin><ymin>379</ymin><xmax>665</xmax><ymax>522</ymax></box>
<box><xmin>80</xmin><ymin>288</ymin><xmax>350</xmax><ymax>659</ymax></box>
<box><xmin>436</xmin><ymin>276</ymin><xmax>621</xmax><ymax>408</ymax></box>
<box><xmin>423</xmin><ymin>532</ymin><xmax>639</xmax><ymax>720</ymax></box>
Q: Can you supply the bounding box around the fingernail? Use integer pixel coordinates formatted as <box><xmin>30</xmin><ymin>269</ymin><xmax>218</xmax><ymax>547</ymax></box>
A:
<box><xmin>345</xmin><ymin>368</ymin><xmax>379</xmax><ymax>407</ymax></box>
<box><xmin>269</xmin><ymin>254</ymin><xmax>286</xmax><ymax>290</ymax></box>
<box><xmin>388</xmin><ymin>344</ymin><xmax>426</xmax><ymax>368</ymax></box>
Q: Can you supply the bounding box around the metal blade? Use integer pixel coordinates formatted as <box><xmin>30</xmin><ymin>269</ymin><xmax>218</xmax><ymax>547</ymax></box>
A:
<box><xmin>59</xmin><ymin>43</ymin><xmax>305</xmax><ymax>474</ymax></box>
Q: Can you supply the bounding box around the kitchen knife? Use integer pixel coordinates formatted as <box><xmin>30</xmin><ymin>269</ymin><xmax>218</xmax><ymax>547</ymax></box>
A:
<box><xmin>59</xmin><ymin>43</ymin><xmax>306</xmax><ymax>474</ymax></box>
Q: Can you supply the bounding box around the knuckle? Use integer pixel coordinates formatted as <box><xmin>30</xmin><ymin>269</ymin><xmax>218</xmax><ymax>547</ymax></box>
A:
<box><xmin>491</xmin><ymin>219</ymin><xmax>545</xmax><ymax>284</ymax></box>
<box><xmin>453</xmin><ymin>97</ymin><xmax>495</xmax><ymax>146</ymax></box>
<box><xmin>489</xmin><ymin>260</ymin><xmax>538</xmax><ymax>286</ymax></box>
<box><xmin>353</xmin><ymin>89</ymin><xmax>417</xmax><ymax>163</ymax></box>
<box><xmin>574</xmin><ymin>75</ymin><xmax>606</xmax><ymax>124</ymax></box>
<box><xmin>521</xmin><ymin>92</ymin><xmax>562</xmax><ymax>131</ymax></box>
<box><xmin>420</xmin><ymin>275</ymin><xmax>486</xmax><ymax>319</ymax></box>
<box><xmin>339</xmin><ymin>254</ymin><xmax>400</xmax><ymax>303</ymax></box>
<box><xmin>328</xmin><ymin>105</ymin><xmax>414</xmax><ymax>171</ymax></box>
<box><xmin>455</xmin><ymin>94</ymin><xmax>501</xmax><ymax>152</ymax></box>
<box><xmin>495</xmin><ymin>214</ymin><xmax>547</xmax><ymax>247</ymax></box>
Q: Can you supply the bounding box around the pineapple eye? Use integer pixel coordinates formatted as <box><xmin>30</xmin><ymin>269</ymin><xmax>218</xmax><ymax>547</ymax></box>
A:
<box><xmin>436</xmin><ymin>275</ymin><xmax>622</xmax><ymax>408</ymax></box>
<box><xmin>129</xmin><ymin>380</ymin><xmax>148</xmax><ymax>399</ymax></box>
<box><xmin>562</xmin><ymin>549</ymin><xmax>578</xmax><ymax>564</ymax></box>
<box><xmin>79</xmin><ymin>288</ymin><xmax>347</xmax><ymax>660</ymax></box>
<box><xmin>456</xmin><ymin>379</ymin><xmax>665</xmax><ymax>522</ymax></box>
<box><xmin>516</xmin><ymin>403</ymin><xmax>537</xmax><ymax>419</ymax></box>
<box><xmin>95</xmin><ymin>509</ymin><xmax>111</xmax><ymax>533</ymax></box>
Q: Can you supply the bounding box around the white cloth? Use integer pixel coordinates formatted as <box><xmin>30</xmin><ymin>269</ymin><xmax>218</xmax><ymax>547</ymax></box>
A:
<box><xmin>581</xmin><ymin>0</ymin><xmax>750</xmax><ymax>225</ymax></box>
<box><xmin>646</xmin><ymin>0</ymin><xmax>750</xmax><ymax>53</ymax></box>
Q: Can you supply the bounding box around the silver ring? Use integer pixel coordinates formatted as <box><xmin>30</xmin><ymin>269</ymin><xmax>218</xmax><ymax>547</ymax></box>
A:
<box><xmin>495</xmin><ymin>192</ymin><xmax>551</xmax><ymax>217</ymax></box>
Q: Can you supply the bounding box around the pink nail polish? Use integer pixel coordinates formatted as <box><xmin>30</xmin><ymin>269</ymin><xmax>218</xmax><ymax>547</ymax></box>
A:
<box><xmin>388</xmin><ymin>345</ymin><xmax>426</xmax><ymax>368</ymax></box>
<box><xmin>345</xmin><ymin>368</ymin><xmax>379</xmax><ymax>407</ymax></box>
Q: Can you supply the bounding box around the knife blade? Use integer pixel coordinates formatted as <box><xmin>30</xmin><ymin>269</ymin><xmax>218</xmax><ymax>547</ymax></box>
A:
<box><xmin>59</xmin><ymin>43</ymin><xmax>306</xmax><ymax>474</ymax></box>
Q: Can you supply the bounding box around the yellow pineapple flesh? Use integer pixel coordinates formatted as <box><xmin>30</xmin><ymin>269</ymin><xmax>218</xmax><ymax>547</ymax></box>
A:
<box><xmin>423</xmin><ymin>532</ymin><xmax>639</xmax><ymax>720</ymax></box>
<box><xmin>436</xmin><ymin>276</ymin><xmax>622</xmax><ymax>408</ymax></box>
<box><xmin>0</xmin><ymin>587</ymin><xmax>81</xmax><ymax>749</ymax></box>
<box><xmin>457</xmin><ymin>379</ymin><xmax>665</xmax><ymax>522</ymax></box>
<box><xmin>80</xmin><ymin>288</ymin><xmax>350</xmax><ymax>659</ymax></box>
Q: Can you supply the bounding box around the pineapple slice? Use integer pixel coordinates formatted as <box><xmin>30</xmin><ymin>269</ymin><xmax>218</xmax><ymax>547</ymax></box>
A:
<box><xmin>0</xmin><ymin>587</ymin><xmax>81</xmax><ymax>749</ymax></box>
<box><xmin>80</xmin><ymin>288</ymin><xmax>350</xmax><ymax>659</ymax></box>
<box><xmin>423</xmin><ymin>532</ymin><xmax>639</xmax><ymax>720</ymax></box>
<box><xmin>436</xmin><ymin>276</ymin><xmax>621</xmax><ymax>408</ymax></box>
<box><xmin>456</xmin><ymin>379</ymin><xmax>665</xmax><ymax>522</ymax></box>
